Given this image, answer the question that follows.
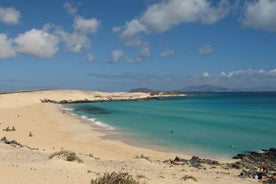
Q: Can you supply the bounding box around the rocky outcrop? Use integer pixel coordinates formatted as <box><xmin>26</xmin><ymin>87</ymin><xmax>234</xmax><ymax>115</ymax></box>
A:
<box><xmin>232</xmin><ymin>148</ymin><xmax>276</xmax><ymax>172</ymax></box>
<box><xmin>230</xmin><ymin>148</ymin><xmax>276</xmax><ymax>181</ymax></box>
<box><xmin>164</xmin><ymin>156</ymin><xmax>220</xmax><ymax>169</ymax></box>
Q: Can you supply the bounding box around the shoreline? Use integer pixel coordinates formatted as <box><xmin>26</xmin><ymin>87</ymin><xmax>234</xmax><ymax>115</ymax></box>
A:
<box><xmin>0</xmin><ymin>90</ymin><xmax>259</xmax><ymax>183</ymax></box>
<box><xmin>69</xmin><ymin>106</ymin><xmax>234</xmax><ymax>161</ymax></box>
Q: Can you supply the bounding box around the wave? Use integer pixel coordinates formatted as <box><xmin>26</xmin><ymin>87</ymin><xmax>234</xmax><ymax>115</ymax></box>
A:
<box><xmin>60</xmin><ymin>105</ymin><xmax>114</xmax><ymax>130</ymax></box>
<box><xmin>81</xmin><ymin>115</ymin><xmax>114</xmax><ymax>130</ymax></box>
<box><xmin>61</xmin><ymin>107</ymin><xmax>74</xmax><ymax>112</ymax></box>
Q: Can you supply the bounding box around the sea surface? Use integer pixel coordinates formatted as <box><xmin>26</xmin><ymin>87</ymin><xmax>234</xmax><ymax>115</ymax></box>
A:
<box><xmin>63</xmin><ymin>92</ymin><xmax>276</xmax><ymax>158</ymax></box>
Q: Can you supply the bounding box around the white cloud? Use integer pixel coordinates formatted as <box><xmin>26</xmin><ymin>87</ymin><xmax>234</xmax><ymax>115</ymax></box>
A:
<box><xmin>0</xmin><ymin>33</ymin><xmax>16</xmax><ymax>59</ymax></box>
<box><xmin>87</xmin><ymin>53</ymin><xmax>95</xmax><ymax>63</ymax></box>
<box><xmin>137</xmin><ymin>46</ymin><xmax>151</xmax><ymax>61</ymax></box>
<box><xmin>0</xmin><ymin>6</ymin><xmax>21</xmax><ymax>25</ymax></box>
<box><xmin>123</xmin><ymin>37</ymin><xmax>145</xmax><ymax>47</ymax></box>
<box><xmin>120</xmin><ymin>0</ymin><xmax>230</xmax><ymax>39</ymax></box>
<box><xmin>160</xmin><ymin>49</ymin><xmax>175</xmax><ymax>58</ymax></box>
<box><xmin>73</xmin><ymin>16</ymin><xmax>100</xmax><ymax>34</ymax></box>
<box><xmin>222</xmin><ymin>69</ymin><xmax>276</xmax><ymax>78</ymax></box>
<box><xmin>203</xmin><ymin>72</ymin><xmax>209</xmax><ymax>78</ymax></box>
<box><xmin>241</xmin><ymin>0</ymin><xmax>276</xmax><ymax>32</ymax></box>
<box><xmin>121</xmin><ymin>19</ymin><xmax>148</xmax><ymax>39</ymax></box>
<box><xmin>55</xmin><ymin>13</ymin><xmax>101</xmax><ymax>55</ymax></box>
<box><xmin>111</xmin><ymin>49</ymin><xmax>124</xmax><ymax>63</ymax></box>
<box><xmin>112</xmin><ymin>26</ymin><xmax>121</xmax><ymax>33</ymax></box>
<box><xmin>15</xmin><ymin>29</ymin><xmax>59</xmax><ymax>58</ymax></box>
<box><xmin>198</xmin><ymin>44</ymin><xmax>213</xmax><ymax>55</ymax></box>
<box><xmin>186</xmin><ymin>69</ymin><xmax>276</xmax><ymax>90</ymax></box>
<box><xmin>110</xmin><ymin>47</ymin><xmax>151</xmax><ymax>63</ymax></box>
<box><xmin>270</xmin><ymin>68</ymin><xmax>276</xmax><ymax>75</ymax></box>
<box><xmin>64</xmin><ymin>2</ymin><xmax>77</xmax><ymax>15</ymax></box>
<box><xmin>220</xmin><ymin>72</ymin><xmax>226</xmax><ymax>76</ymax></box>
<box><xmin>117</xmin><ymin>0</ymin><xmax>229</xmax><ymax>59</ymax></box>
<box><xmin>56</xmin><ymin>29</ymin><xmax>90</xmax><ymax>53</ymax></box>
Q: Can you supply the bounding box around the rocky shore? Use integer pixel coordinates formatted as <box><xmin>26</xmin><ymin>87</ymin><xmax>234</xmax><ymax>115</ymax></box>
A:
<box><xmin>164</xmin><ymin>148</ymin><xmax>276</xmax><ymax>183</ymax></box>
<box><xmin>231</xmin><ymin>148</ymin><xmax>276</xmax><ymax>181</ymax></box>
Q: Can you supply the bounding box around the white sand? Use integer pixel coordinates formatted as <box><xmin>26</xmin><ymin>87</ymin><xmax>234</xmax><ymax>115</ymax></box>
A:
<box><xmin>0</xmin><ymin>90</ymin><xmax>255</xmax><ymax>184</ymax></box>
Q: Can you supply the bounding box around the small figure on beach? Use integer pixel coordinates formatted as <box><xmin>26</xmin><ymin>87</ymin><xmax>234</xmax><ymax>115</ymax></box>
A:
<box><xmin>29</xmin><ymin>131</ymin><xmax>33</xmax><ymax>137</ymax></box>
<box><xmin>11</xmin><ymin>126</ymin><xmax>16</xmax><ymax>131</ymax></box>
<box><xmin>260</xmin><ymin>165</ymin><xmax>268</xmax><ymax>173</ymax></box>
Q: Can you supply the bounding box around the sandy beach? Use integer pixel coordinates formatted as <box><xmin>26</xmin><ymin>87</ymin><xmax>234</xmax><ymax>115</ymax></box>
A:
<box><xmin>0</xmin><ymin>90</ymin><xmax>256</xmax><ymax>184</ymax></box>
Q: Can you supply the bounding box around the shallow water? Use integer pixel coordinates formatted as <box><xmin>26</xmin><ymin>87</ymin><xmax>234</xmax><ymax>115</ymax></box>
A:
<box><xmin>64</xmin><ymin>92</ymin><xmax>276</xmax><ymax>158</ymax></box>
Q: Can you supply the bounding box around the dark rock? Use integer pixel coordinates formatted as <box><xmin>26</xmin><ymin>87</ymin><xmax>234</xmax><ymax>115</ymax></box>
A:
<box><xmin>174</xmin><ymin>156</ymin><xmax>182</xmax><ymax>162</ymax></box>
<box><xmin>233</xmin><ymin>148</ymin><xmax>276</xmax><ymax>179</ymax></box>
<box><xmin>240</xmin><ymin>169</ymin><xmax>257</xmax><ymax>178</ymax></box>
<box><xmin>233</xmin><ymin>148</ymin><xmax>276</xmax><ymax>172</ymax></box>
<box><xmin>233</xmin><ymin>153</ymin><xmax>246</xmax><ymax>159</ymax></box>
<box><xmin>203</xmin><ymin>159</ymin><xmax>219</xmax><ymax>165</ymax></box>
<box><xmin>231</xmin><ymin>162</ymin><xmax>243</xmax><ymax>169</ymax></box>
<box><xmin>167</xmin><ymin>156</ymin><xmax>220</xmax><ymax>168</ymax></box>
<box><xmin>190</xmin><ymin>156</ymin><xmax>202</xmax><ymax>168</ymax></box>
<box><xmin>1</xmin><ymin>136</ymin><xmax>23</xmax><ymax>148</ymax></box>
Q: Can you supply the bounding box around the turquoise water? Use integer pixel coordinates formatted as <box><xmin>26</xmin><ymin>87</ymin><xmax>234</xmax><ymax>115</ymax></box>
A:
<box><xmin>64</xmin><ymin>92</ymin><xmax>276</xmax><ymax>158</ymax></box>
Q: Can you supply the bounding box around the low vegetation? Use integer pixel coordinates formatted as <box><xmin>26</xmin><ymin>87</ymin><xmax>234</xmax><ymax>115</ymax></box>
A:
<box><xmin>135</xmin><ymin>154</ymin><xmax>150</xmax><ymax>161</ymax></box>
<box><xmin>49</xmin><ymin>150</ymin><xmax>83</xmax><ymax>163</ymax></box>
<box><xmin>182</xmin><ymin>175</ymin><xmax>198</xmax><ymax>182</ymax></box>
<box><xmin>91</xmin><ymin>172</ymin><xmax>141</xmax><ymax>184</ymax></box>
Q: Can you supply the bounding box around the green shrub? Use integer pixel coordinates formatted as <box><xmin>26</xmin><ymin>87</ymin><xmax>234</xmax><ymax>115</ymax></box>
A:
<box><xmin>49</xmin><ymin>150</ymin><xmax>83</xmax><ymax>163</ymax></box>
<box><xmin>91</xmin><ymin>172</ymin><xmax>141</xmax><ymax>184</ymax></box>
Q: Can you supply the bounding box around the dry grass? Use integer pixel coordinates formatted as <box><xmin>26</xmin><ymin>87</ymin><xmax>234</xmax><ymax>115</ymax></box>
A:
<box><xmin>49</xmin><ymin>150</ymin><xmax>83</xmax><ymax>163</ymax></box>
<box><xmin>91</xmin><ymin>172</ymin><xmax>142</xmax><ymax>184</ymax></box>
<box><xmin>182</xmin><ymin>175</ymin><xmax>198</xmax><ymax>182</ymax></box>
<box><xmin>135</xmin><ymin>154</ymin><xmax>150</xmax><ymax>161</ymax></box>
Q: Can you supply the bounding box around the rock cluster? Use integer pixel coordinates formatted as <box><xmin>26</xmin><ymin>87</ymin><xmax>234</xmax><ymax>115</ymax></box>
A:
<box><xmin>165</xmin><ymin>156</ymin><xmax>220</xmax><ymax>168</ymax></box>
<box><xmin>232</xmin><ymin>148</ymin><xmax>276</xmax><ymax>172</ymax></box>
<box><xmin>231</xmin><ymin>148</ymin><xmax>276</xmax><ymax>182</ymax></box>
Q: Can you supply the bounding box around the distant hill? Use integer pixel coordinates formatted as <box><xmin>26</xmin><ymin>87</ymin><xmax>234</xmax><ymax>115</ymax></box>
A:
<box><xmin>179</xmin><ymin>85</ymin><xmax>232</xmax><ymax>92</ymax></box>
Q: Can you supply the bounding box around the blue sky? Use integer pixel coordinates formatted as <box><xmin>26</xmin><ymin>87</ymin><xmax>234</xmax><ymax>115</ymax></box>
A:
<box><xmin>0</xmin><ymin>0</ymin><xmax>276</xmax><ymax>91</ymax></box>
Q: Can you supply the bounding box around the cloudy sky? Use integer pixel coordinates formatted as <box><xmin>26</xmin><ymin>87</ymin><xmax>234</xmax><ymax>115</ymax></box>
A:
<box><xmin>0</xmin><ymin>0</ymin><xmax>276</xmax><ymax>91</ymax></box>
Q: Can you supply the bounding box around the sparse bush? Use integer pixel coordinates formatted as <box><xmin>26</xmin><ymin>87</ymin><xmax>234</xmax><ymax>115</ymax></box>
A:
<box><xmin>182</xmin><ymin>175</ymin><xmax>198</xmax><ymax>182</ymax></box>
<box><xmin>49</xmin><ymin>150</ymin><xmax>83</xmax><ymax>163</ymax></box>
<box><xmin>135</xmin><ymin>154</ymin><xmax>150</xmax><ymax>161</ymax></box>
<box><xmin>91</xmin><ymin>172</ymin><xmax>141</xmax><ymax>184</ymax></box>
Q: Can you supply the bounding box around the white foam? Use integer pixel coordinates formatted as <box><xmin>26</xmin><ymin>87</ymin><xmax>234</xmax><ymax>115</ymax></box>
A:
<box><xmin>81</xmin><ymin>115</ymin><xmax>88</xmax><ymax>120</ymax></box>
<box><xmin>92</xmin><ymin>119</ymin><xmax>115</xmax><ymax>130</ymax></box>
<box><xmin>81</xmin><ymin>115</ymin><xmax>114</xmax><ymax>130</ymax></box>
<box><xmin>88</xmin><ymin>118</ymin><xmax>114</xmax><ymax>130</ymax></box>
<box><xmin>60</xmin><ymin>106</ymin><xmax>74</xmax><ymax>112</ymax></box>
<box><xmin>61</xmin><ymin>106</ymin><xmax>114</xmax><ymax>131</ymax></box>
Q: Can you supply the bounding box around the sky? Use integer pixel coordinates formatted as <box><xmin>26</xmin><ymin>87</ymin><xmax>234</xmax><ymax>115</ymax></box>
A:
<box><xmin>0</xmin><ymin>0</ymin><xmax>276</xmax><ymax>91</ymax></box>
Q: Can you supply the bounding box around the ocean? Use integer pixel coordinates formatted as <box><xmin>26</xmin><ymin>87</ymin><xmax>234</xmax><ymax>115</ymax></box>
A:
<box><xmin>63</xmin><ymin>92</ymin><xmax>276</xmax><ymax>158</ymax></box>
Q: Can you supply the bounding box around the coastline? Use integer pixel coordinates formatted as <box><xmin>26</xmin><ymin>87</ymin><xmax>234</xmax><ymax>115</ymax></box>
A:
<box><xmin>0</xmin><ymin>90</ymin><xmax>257</xmax><ymax>183</ymax></box>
